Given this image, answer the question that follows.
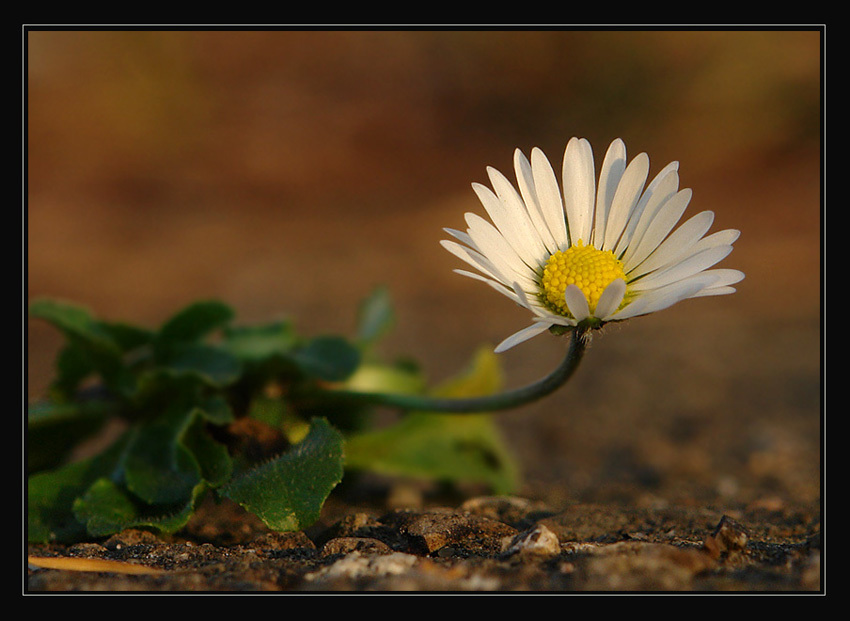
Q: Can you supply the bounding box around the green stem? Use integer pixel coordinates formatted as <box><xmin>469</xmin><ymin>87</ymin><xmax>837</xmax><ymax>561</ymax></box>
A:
<box><xmin>297</xmin><ymin>328</ymin><xmax>589</xmax><ymax>414</ymax></box>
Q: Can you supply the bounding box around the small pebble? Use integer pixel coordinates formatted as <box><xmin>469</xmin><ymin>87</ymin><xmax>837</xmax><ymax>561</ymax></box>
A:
<box><xmin>501</xmin><ymin>524</ymin><xmax>561</xmax><ymax>559</ymax></box>
<box><xmin>703</xmin><ymin>515</ymin><xmax>749</xmax><ymax>559</ymax></box>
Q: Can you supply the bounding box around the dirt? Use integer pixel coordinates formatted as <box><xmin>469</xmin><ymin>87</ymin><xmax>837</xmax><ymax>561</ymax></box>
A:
<box><xmin>27</xmin><ymin>486</ymin><xmax>820</xmax><ymax>592</ymax></box>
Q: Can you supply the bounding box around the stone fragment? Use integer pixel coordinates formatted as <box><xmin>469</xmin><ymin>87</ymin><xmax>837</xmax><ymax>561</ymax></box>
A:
<box><xmin>314</xmin><ymin>512</ymin><xmax>404</xmax><ymax>551</ymax></box>
<box><xmin>251</xmin><ymin>530</ymin><xmax>317</xmax><ymax>552</ymax></box>
<box><xmin>103</xmin><ymin>529</ymin><xmax>162</xmax><ymax>550</ymax></box>
<box><xmin>386</xmin><ymin>508</ymin><xmax>517</xmax><ymax>555</ymax></box>
<box><xmin>702</xmin><ymin>515</ymin><xmax>749</xmax><ymax>559</ymax></box>
<box><xmin>321</xmin><ymin>537</ymin><xmax>393</xmax><ymax>557</ymax></box>
<box><xmin>303</xmin><ymin>551</ymin><xmax>419</xmax><ymax>584</ymax></box>
<box><xmin>461</xmin><ymin>496</ymin><xmax>555</xmax><ymax>529</ymax></box>
<box><xmin>302</xmin><ymin>551</ymin><xmax>501</xmax><ymax>591</ymax></box>
<box><xmin>500</xmin><ymin>524</ymin><xmax>561</xmax><ymax>559</ymax></box>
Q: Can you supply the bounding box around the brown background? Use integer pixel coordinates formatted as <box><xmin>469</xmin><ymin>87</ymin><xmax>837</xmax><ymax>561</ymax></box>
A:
<box><xmin>26</xmin><ymin>29</ymin><xmax>822</xmax><ymax>512</ymax></box>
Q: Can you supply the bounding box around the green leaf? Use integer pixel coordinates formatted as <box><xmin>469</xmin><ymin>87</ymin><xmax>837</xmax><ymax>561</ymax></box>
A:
<box><xmin>29</xmin><ymin>299</ymin><xmax>137</xmax><ymax>396</ymax></box>
<box><xmin>51</xmin><ymin>343</ymin><xmax>96</xmax><ymax>398</ymax></box>
<box><xmin>223</xmin><ymin>321</ymin><xmax>297</xmax><ymax>362</ymax></box>
<box><xmin>27</xmin><ymin>399</ymin><xmax>113</xmax><ymax>427</ymax></box>
<box><xmin>344</xmin><ymin>414</ymin><xmax>519</xmax><ymax>494</ymax></box>
<box><xmin>30</xmin><ymin>299</ymin><xmax>153</xmax><ymax>354</ymax></box>
<box><xmin>100</xmin><ymin>321</ymin><xmax>155</xmax><ymax>351</ymax></box>
<box><xmin>29</xmin><ymin>299</ymin><xmax>115</xmax><ymax>350</ymax></box>
<box><xmin>356</xmin><ymin>286</ymin><xmax>395</xmax><ymax>347</ymax></box>
<box><xmin>27</xmin><ymin>433</ymin><xmax>132</xmax><ymax>543</ymax></box>
<box><xmin>156</xmin><ymin>300</ymin><xmax>234</xmax><ymax>347</ymax></box>
<box><xmin>343</xmin><ymin>347</ymin><xmax>520</xmax><ymax>494</ymax></box>
<box><xmin>28</xmin><ymin>404</ymin><xmax>230</xmax><ymax>541</ymax></box>
<box><xmin>291</xmin><ymin>336</ymin><xmax>361</xmax><ymax>382</ymax></box>
<box><xmin>220</xmin><ymin>418</ymin><xmax>344</xmax><ymax>532</ymax></box>
<box><xmin>123</xmin><ymin>406</ymin><xmax>203</xmax><ymax>505</ymax></box>
<box><xmin>196</xmin><ymin>394</ymin><xmax>235</xmax><ymax>426</ymax></box>
<box><xmin>181</xmin><ymin>413</ymin><xmax>233</xmax><ymax>488</ymax></box>
<box><xmin>71</xmin><ymin>478</ymin><xmax>139</xmax><ymax>536</ymax></box>
<box><xmin>429</xmin><ymin>346</ymin><xmax>504</xmax><ymax>399</ymax></box>
<box><xmin>159</xmin><ymin>343</ymin><xmax>242</xmax><ymax>387</ymax></box>
<box><xmin>121</xmin><ymin>401</ymin><xmax>232</xmax><ymax>503</ymax></box>
<box><xmin>73</xmin><ymin>478</ymin><xmax>207</xmax><ymax>538</ymax></box>
<box><xmin>343</xmin><ymin>362</ymin><xmax>426</xmax><ymax>396</ymax></box>
<box><xmin>27</xmin><ymin>400</ymin><xmax>112</xmax><ymax>473</ymax></box>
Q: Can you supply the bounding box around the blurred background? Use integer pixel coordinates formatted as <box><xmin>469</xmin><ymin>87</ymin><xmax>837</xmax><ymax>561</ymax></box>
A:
<box><xmin>26</xmin><ymin>29</ymin><xmax>822</xmax><ymax>511</ymax></box>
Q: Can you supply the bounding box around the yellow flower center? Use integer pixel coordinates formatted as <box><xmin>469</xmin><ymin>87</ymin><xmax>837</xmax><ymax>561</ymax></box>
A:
<box><xmin>540</xmin><ymin>241</ymin><xmax>626</xmax><ymax>317</ymax></box>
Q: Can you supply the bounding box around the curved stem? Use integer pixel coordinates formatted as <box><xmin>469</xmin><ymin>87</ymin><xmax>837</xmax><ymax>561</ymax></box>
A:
<box><xmin>296</xmin><ymin>328</ymin><xmax>588</xmax><ymax>414</ymax></box>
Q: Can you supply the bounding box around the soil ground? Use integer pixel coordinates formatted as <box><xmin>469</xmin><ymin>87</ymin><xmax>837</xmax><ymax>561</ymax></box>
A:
<box><xmin>28</xmin><ymin>489</ymin><xmax>820</xmax><ymax>592</ymax></box>
<box><xmin>26</xmin><ymin>31</ymin><xmax>823</xmax><ymax>593</ymax></box>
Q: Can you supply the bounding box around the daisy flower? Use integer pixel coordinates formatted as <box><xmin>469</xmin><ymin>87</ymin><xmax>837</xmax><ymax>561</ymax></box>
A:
<box><xmin>441</xmin><ymin>137</ymin><xmax>744</xmax><ymax>353</ymax></box>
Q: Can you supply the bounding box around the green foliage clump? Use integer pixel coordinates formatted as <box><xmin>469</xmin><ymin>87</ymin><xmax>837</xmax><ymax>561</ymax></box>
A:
<box><xmin>27</xmin><ymin>288</ymin><xmax>518</xmax><ymax>543</ymax></box>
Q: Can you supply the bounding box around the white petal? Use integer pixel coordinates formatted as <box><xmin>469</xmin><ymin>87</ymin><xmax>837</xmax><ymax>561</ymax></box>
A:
<box><xmin>593</xmin><ymin>139</ymin><xmax>627</xmax><ymax>247</ymax></box>
<box><xmin>645</xmin><ymin>161</ymin><xmax>680</xmax><ymax>195</ymax></box>
<box><xmin>464</xmin><ymin>213</ymin><xmax>537</xmax><ymax>289</ymax></box>
<box><xmin>511</xmin><ymin>281</ymin><xmax>533</xmax><ymax>308</ymax></box>
<box><xmin>614</xmin><ymin>162</ymin><xmax>679</xmax><ymax>257</ymax></box>
<box><xmin>690</xmin><ymin>228</ymin><xmax>741</xmax><ymax>253</ymax></box>
<box><xmin>691</xmin><ymin>286</ymin><xmax>737</xmax><ymax>297</ymax></box>
<box><xmin>629</xmin><ymin>245</ymin><xmax>734</xmax><ymax>292</ymax></box>
<box><xmin>633</xmin><ymin>210</ymin><xmax>715</xmax><ymax>276</ymax></box>
<box><xmin>443</xmin><ymin>227</ymin><xmax>475</xmax><ymax>248</ymax></box>
<box><xmin>602</xmin><ymin>152</ymin><xmax>649</xmax><ymax>252</ymax></box>
<box><xmin>487</xmin><ymin>166</ymin><xmax>548</xmax><ymax>261</ymax></box>
<box><xmin>452</xmin><ymin>269</ymin><xmax>522</xmax><ymax>303</ymax></box>
<box><xmin>619</xmin><ymin>169</ymin><xmax>681</xmax><ymax>263</ymax></box>
<box><xmin>624</xmin><ymin>188</ymin><xmax>692</xmax><ymax>276</ymax></box>
<box><xmin>440</xmin><ymin>239</ymin><xmax>505</xmax><ymax>284</ymax></box>
<box><xmin>702</xmin><ymin>268</ymin><xmax>745</xmax><ymax>287</ymax></box>
<box><xmin>635</xmin><ymin>228</ymin><xmax>740</xmax><ymax>285</ymax></box>
<box><xmin>472</xmin><ymin>181</ymin><xmax>539</xmax><ymax>268</ymax></box>
<box><xmin>595</xmin><ymin>278</ymin><xmax>627</xmax><ymax>319</ymax></box>
<box><xmin>562</xmin><ymin>137</ymin><xmax>596</xmax><ymax>245</ymax></box>
<box><xmin>494</xmin><ymin>321</ymin><xmax>553</xmax><ymax>353</ymax></box>
<box><xmin>533</xmin><ymin>314</ymin><xmax>578</xmax><ymax>327</ymax></box>
<box><xmin>563</xmin><ymin>284</ymin><xmax>590</xmax><ymax>322</ymax></box>
<box><xmin>531</xmin><ymin>147</ymin><xmax>569</xmax><ymax>249</ymax></box>
<box><xmin>687</xmin><ymin>269</ymin><xmax>745</xmax><ymax>296</ymax></box>
<box><xmin>514</xmin><ymin>149</ymin><xmax>559</xmax><ymax>253</ymax></box>
<box><xmin>607</xmin><ymin>278</ymin><xmax>708</xmax><ymax>321</ymax></box>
